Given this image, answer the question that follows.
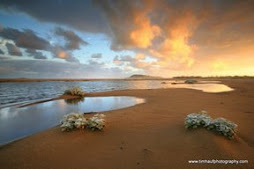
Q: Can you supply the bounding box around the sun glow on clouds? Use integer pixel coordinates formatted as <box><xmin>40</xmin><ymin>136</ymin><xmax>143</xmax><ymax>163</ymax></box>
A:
<box><xmin>128</xmin><ymin>12</ymin><xmax>198</xmax><ymax>74</ymax></box>
<box><xmin>0</xmin><ymin>0</ymin><xmax>254</xmax><ymax>78</ymax></box>
<box><xmin>159</xmin><ymin>13</ymin><xmax>198</xmax><ymax>67</ymax></box>
<box><xmin>212</xmin><ymin>60</ymin><xmax>229</xmax><ymax>70</ymax></box>
<box><xmin>58</xmin><ymin>50</ymin><xmax>68</xmax><ymax>59</ymax></box>
<box><xmin>130</xmin><ymin>14</ymin><xmax>161</xmax><ymax>48</ymax></box>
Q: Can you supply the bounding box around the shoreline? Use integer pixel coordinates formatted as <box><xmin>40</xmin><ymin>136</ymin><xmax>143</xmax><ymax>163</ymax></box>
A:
<box><xmin>0</xmin><ymin>77</ymin><xmax>254</xmax><ymax>83</ymax></box>
<box><xmin>17</xmin><ymin>79</ymin><xmax>233</xmax><ymax>108</ymax></box>
<box><xmin>0</xmin><ymin>79</ymin><xmax>254</xmax><ymax>169</ymax></box>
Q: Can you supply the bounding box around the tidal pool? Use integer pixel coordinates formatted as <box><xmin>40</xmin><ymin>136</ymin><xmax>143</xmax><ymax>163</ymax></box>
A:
<box><xmin>166</xmin><ymin>83</ymin><xmax>234</xmax><ymax>93</ymax></box>
<box><xmin>0</xmin><ymin>96</ymin><xmax>145</xmax><ymax>145</ymax></box>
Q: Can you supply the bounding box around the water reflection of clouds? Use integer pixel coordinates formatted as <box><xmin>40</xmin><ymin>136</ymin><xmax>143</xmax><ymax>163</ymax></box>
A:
<box><xmin>0</xmin><ymin>96</ymin><xmax>145</xmax><ymax>145</ymax></box>
<box><xmin>166</xmin><ymin>83</ymin><xmax>233</xmax><ymax>93</ymax></box>
<box><xmin>123</xmin><ymin>80</ymin><xmax>233</xmax><ymax>93</ymax></box>
<box><xmin>0</xmin><ymin>106</ymin><xmax>28</xmax><ymax>119</ymax></box>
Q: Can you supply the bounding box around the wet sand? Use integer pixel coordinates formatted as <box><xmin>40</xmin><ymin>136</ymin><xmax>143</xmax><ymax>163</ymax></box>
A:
<box><xmin>0</xmin><ymin>79</ymin><xmax>254</xmax><ymax>169</ymax></box>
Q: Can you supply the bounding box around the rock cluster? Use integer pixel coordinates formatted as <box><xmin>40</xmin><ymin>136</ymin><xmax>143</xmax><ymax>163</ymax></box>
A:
<box><xmin>60</xmin><ymin>113</ymin><xmax>105</xmax><ymax>131</ymax></box>
<box><xmin>185</xmin><ymin>111</ymin><xmax>237</xmax><ymax>139</ymax></box>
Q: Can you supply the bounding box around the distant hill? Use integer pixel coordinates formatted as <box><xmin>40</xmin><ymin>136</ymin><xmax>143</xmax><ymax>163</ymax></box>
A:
<box><xmin>128</xmin><ymin>74</ymin><xmax>162</xmax><ymax>79</ymax></box>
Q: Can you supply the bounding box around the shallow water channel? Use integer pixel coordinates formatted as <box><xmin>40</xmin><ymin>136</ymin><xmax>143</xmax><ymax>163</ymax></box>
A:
<box><xmin>0</xmin><ymin>96</ymin><xmax>145</xmax><ymax>145</ymax></box>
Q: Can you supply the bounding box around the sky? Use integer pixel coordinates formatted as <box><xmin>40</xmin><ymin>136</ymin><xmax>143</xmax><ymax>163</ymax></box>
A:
<box><xmin>0</xmin><ymin>0</ymin><xmax>253</xmax><ymax>78</ymax></box>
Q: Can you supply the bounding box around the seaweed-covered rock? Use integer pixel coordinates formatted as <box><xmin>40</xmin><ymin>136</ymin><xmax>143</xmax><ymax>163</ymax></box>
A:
<box><xmin>184</xmin><ymin>79</ymin><xmax>197</xmax><ymax>84</ymax></box>
<box><xmin>185</xmin><ymin>110</ymin><xmax>211</xmax><ymax>129</ymax></box>
<box><xmin>64</xmin><ymin>97</ymin><xmax>84</xmax><ymax>105</ymax></box>
<box><xmin>64</xmin><ymin>87</ymin><xmax>86</xmax><ymax>96</ymax></box>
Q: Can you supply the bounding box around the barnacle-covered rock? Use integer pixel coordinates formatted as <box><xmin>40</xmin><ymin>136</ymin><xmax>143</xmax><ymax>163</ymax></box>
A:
<box><xmin>207</xmin><ymin>118</ymin><xmax>237</xmax><ymax>139</ymax></box>
<box><xmin>60</xmin><ymin>113</ymin><xmax>87</xmax><ymax>131</ymax></box>
<box><xmin>185</xmin><ymin>110</ymin><xmax>211</xmax><ymax>129</ymax></box>
<box><xmin>184</xmin><ymin>111</ymin><xmax>238</xmax><ymax>139</ymax></box>
<box><xmin>85</xmin><ymin>114</ymin><xmax>105</xmax><ymax>131</ymax></box>
<box><xmin>60</xmin><ymin>113</ymin><xmax>106</xmax><ymax>132</ymax></box>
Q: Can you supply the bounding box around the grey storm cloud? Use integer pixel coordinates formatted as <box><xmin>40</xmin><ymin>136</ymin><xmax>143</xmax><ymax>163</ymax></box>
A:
<box><xmin>51</xmin><ymin>45</ymin><xmax>80</xmax><ymax>63</ymax></box>
<box><xmin>0</xmin><ymin>0</ymin><xmax>108</xmax><ymax>33</ymax></box>
<box><xmin>65</xmin><ymin>56</ymin><xmax>80</xmax><ymax>63</ymax></box>
<box><xmin>25</xmin><ymin>49</ymin><xmax>47</xmax><ymax>60</ymax></box>
<box><xmin>114</xmin><ymin>55</ymin><xmax>133</xmax><ymax>62</ymax></box>
<box><xmin>0</xmin><ymin>26</ymin><xmax>87</xmax><ymax>62</ymax></box>
<box><xmin>0</xmin><ymin>27</ymin><xmax>51</xmax><ymax>50</ymax></box>
<box><xmin>0</xmin><ymin>48</ymin><xmax>4</xmax><ymax>55</ymax></box>
<box><xmin>55</xmin><ymin>27</ymin><xmax>88</xmax><ymax>50</ymax></box>
<box><xmin>91</xmin><ymin>53</ymin><xmax>102</xmax><ymax>59</ymax></box>
<box><xmin>5</xmin><ymin>43</ymin><xmax>22</xmax><ymax>56</ymax></box>
<box><xmin>88</xmin><ymin>59</ymin><xmax>104</xmax><ymax>66</ymax></box>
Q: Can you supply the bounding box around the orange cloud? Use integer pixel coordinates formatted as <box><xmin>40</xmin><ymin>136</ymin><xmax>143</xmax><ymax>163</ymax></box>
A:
<box><xmin>155</xmin><ymin>12</ymin><xmax>199</xmax><ymax>68</ymax></box>
<box><xmin>98</xmin><ymin>0</ymin><xmax>254</xmax><ymax>77</ymax></box>
<box><xmin>135</xmin><ymin>53</ymin><xmax>146</xmax><ymax>60</ymax></box>
<box><xmin>58</xmin><ymin>50</ymin><xmax>68</xmax><ymax>59</ymax></box>
<box><xmin>130</xmin><ymin>14</ymin><xmax>161</xmax><ymax>48</ymax></box>
<box><xmin>157</xmin><ymin>37</ymin><xmax>195</xmax><ymax>67</ymax></box>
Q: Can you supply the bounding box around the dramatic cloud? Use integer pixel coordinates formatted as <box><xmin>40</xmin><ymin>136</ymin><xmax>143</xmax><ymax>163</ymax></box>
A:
<box><xmin>94</xmin><ymin>0</ymin><xmax>202</xmax><ymax>69</ymax></box>
<box><xmin>95</xmin><ymin>0</ymin><xmax>254</xmax><ymax>76</ymax></box>
<box><xmin>130</xmin><ymin>13</ymin><xmax>161</xmax><ymax>48</ymax></box>
<box><xmin>91</xmin><ymin>53</ymin><xmax>102</xmax><ymax>59</ymax></box>
<box><xmin>0</xmin><ymin>0</ymin><xmax>254</xmax><ymax>77</ymax></box>
<box><xmin>55</xmin><ymin>27</ymin><xmax>88</xmax><ymax>50</ymax></box>
<box><xmin>0</xmin><ymin>27</ymin><xmax>51</xmax><ymax>50</ymax></box>
<box><xmin>5</xmin><ymin>43</ymin><xmax>22</xmax><ymax>56</ymax></box>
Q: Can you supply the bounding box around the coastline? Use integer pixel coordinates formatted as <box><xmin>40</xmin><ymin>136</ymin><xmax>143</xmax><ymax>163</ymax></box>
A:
<box><xmin>0</xmin><ymin>77</ymin><xmax>253</xmax><ymax>83</ymax></box>
<box><xmin>0</xmin><ymin>79</ymin><xmax>254</xmax><ymax>169</ymax></box>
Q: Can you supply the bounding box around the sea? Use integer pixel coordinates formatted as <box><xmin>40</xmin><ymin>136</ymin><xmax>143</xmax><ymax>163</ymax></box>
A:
<box><xmin>0</xmin><ymin>80</ymin><xmax>233</xmax><ymax>108</ymax></box>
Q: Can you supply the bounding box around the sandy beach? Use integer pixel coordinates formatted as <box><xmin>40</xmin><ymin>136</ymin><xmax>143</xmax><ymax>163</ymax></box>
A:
<box><xmin>0</xmin><ymin>79</ymin><xmax>254</xmax><ymax>169</ymax></box>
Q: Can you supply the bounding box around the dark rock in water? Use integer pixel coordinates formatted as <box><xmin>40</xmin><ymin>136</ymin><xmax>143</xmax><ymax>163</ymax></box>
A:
<box><xmin>171</xmin><ymin>82</ymin><xmax>177</xmax><ymax>85</ymax></box>
<box><xmin>84</xmin><ymin>112</ymin><xmax>97</xmax><ymax>114</ymax></box>
<box><xmin>184</xmin><ymin>79</ymin><xmax>197</xmax><ymax>84</ymax></box>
